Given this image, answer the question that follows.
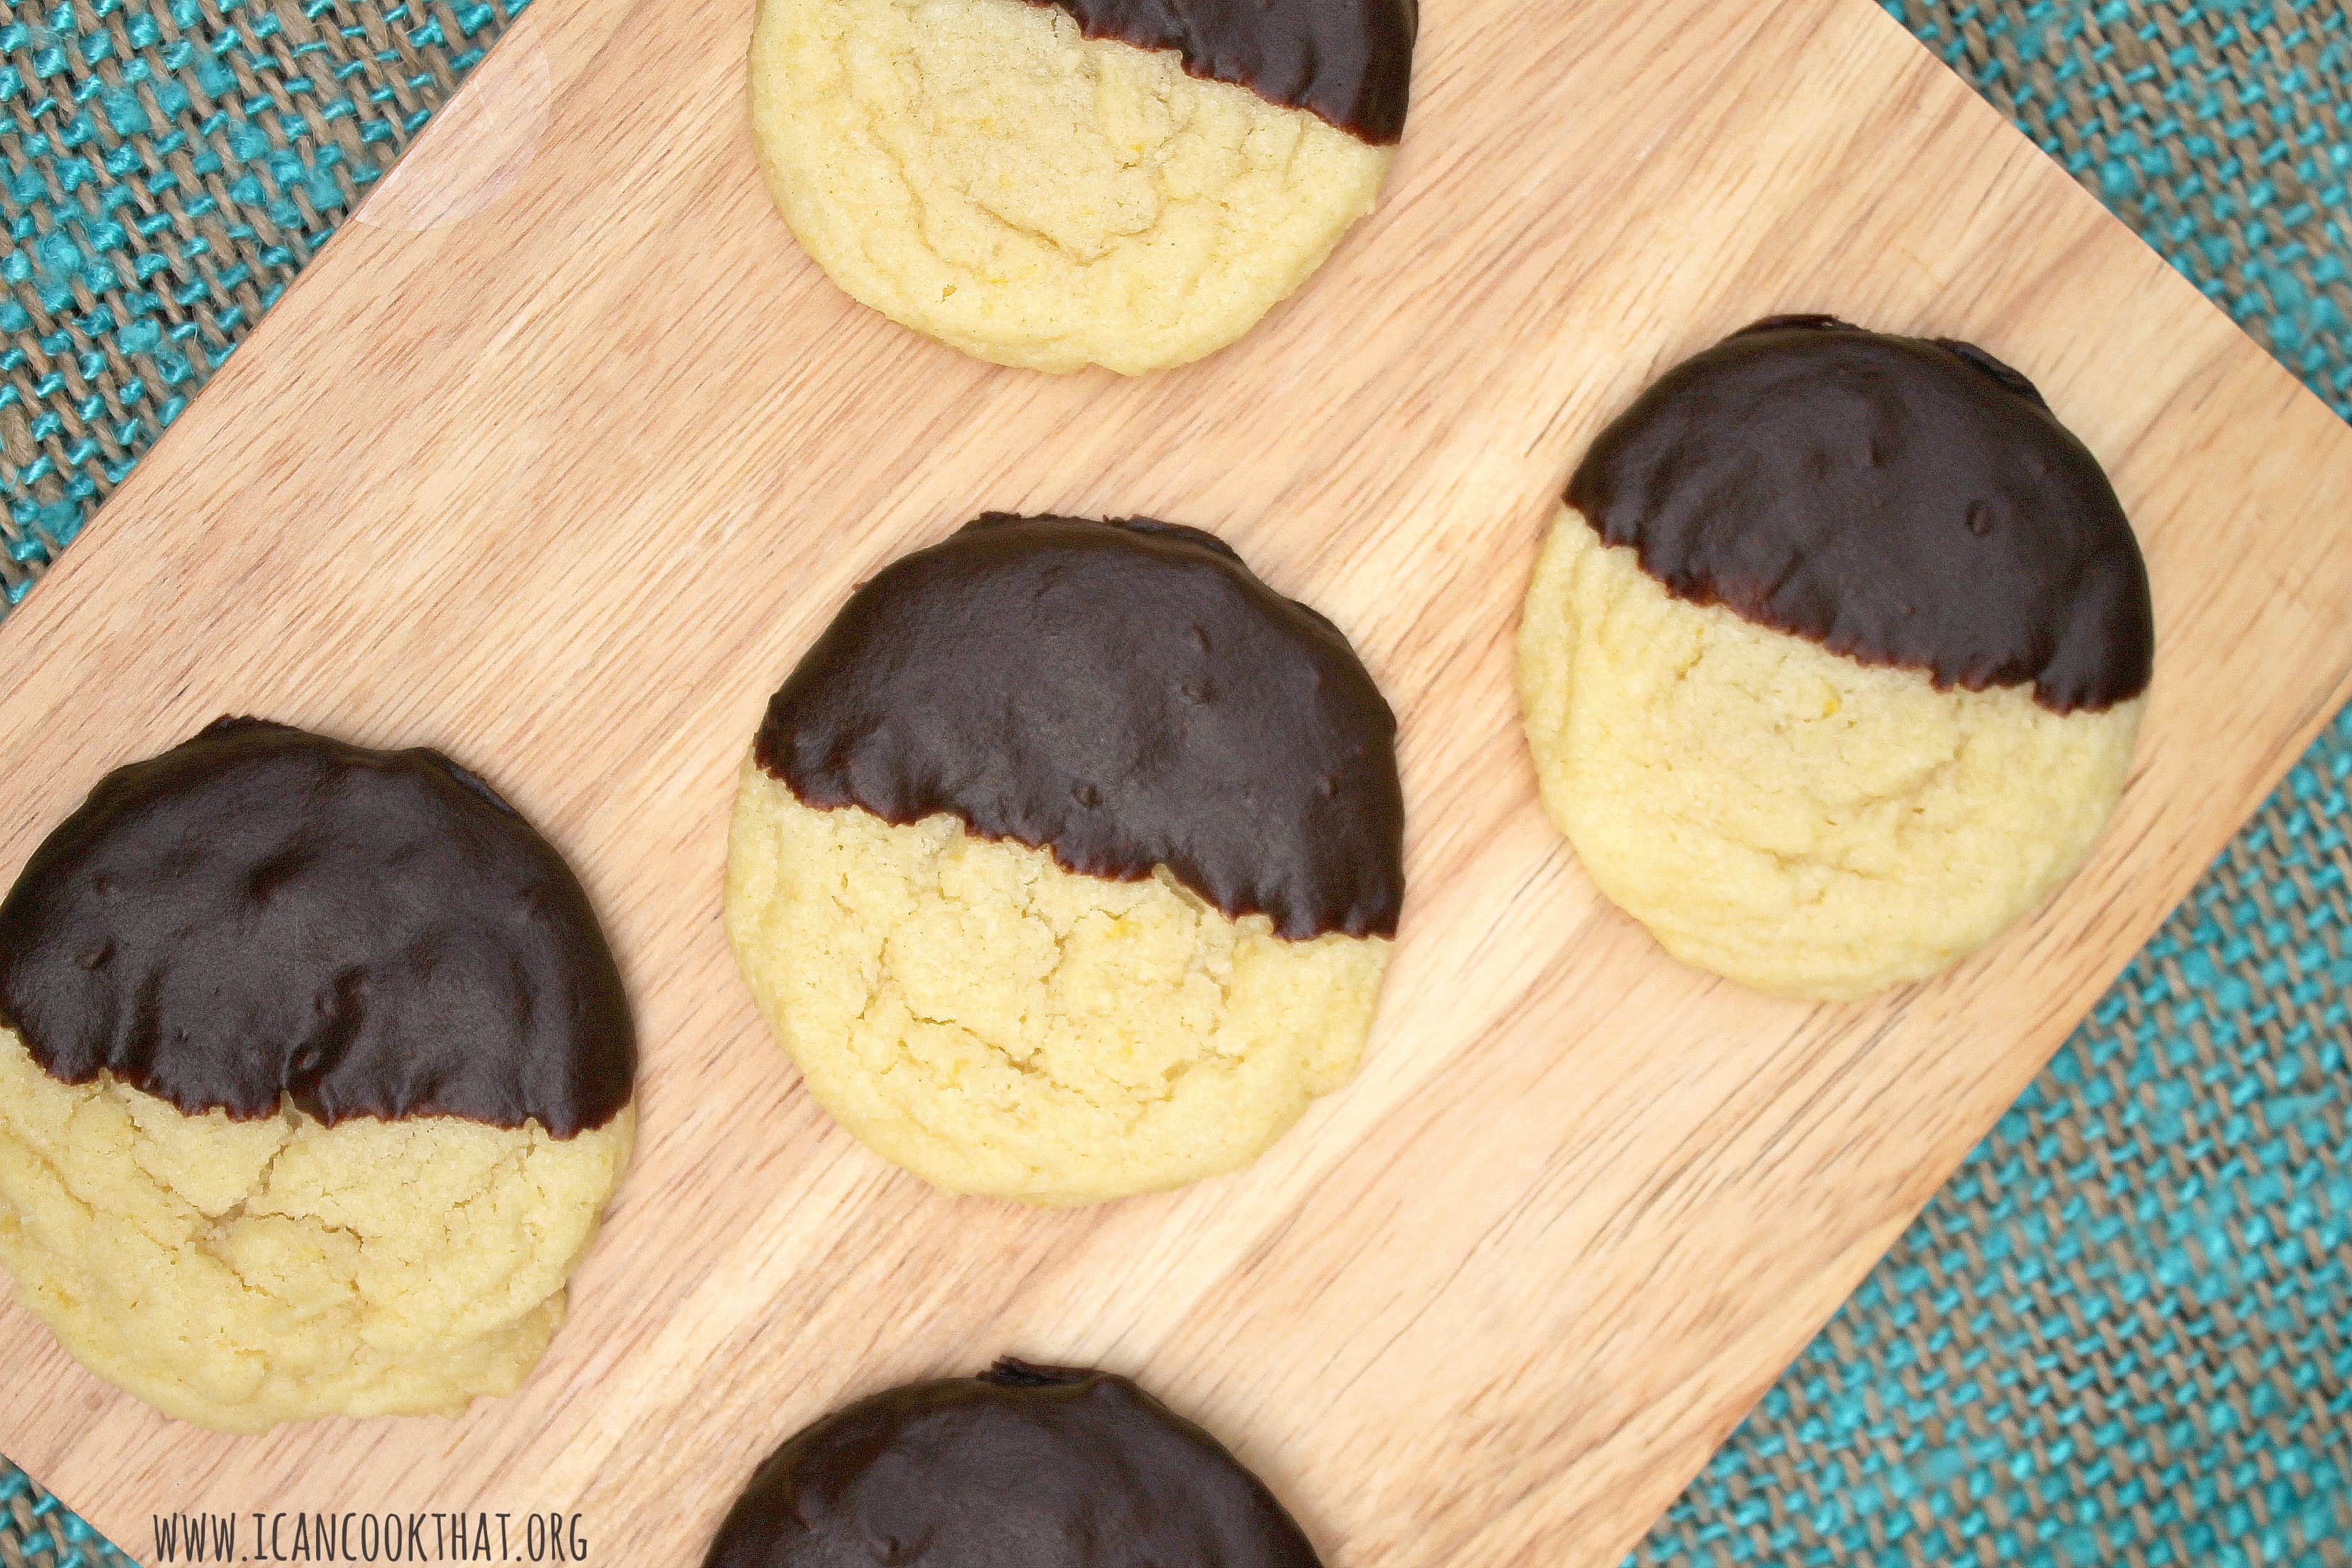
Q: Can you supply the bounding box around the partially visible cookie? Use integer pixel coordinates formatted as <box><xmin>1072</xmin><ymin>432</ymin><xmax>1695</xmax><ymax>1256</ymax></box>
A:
<box><xmin>1517</xmin><ymin>318</ymin><xmax>2154</xmax><ymax>1000</ymax></box>
<box><xmin>0</xmin><ymin>719</ymin><xmax>636</xmax><ymax>1432</ymax></box>
<box><xmin>748</xmin><ymin>0</ymin><xmax>1415</xmax><ymax>373</ymax></box>
<box><xmin>727</xmin><ymin>513</ymin><xmax>1403</xmax><ymax>1206</ymax></box>
<box><xmin>705</xmin><ymin>1359</ymin><xmax>1322</xmax><ymax>1568</ymax></box>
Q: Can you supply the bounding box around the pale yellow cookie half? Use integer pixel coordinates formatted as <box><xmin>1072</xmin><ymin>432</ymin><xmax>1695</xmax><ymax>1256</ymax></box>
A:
<box><xmin>726</xmin><ymin>768</ymin><xmax>1389</xmax><ymax>1206</ymax></box>
<box><xmin>0</xmin><ymin>720</ymin><xmax>639</xmax><ymax>1434</ymax></box>
<box><xmin>0</xmin><ymin>1026</ymin><xmax>632</xmax><ymax>1434</ymax></box>
<box><xmin>749</xmin><ymin>0</ymin><xmax>1393</xmax><ymax>373</ymax></box>
<box><xmin>1518</xmin><ymin>510</ymin><xmax>2143</xmax><ymax>1002</ymax></box>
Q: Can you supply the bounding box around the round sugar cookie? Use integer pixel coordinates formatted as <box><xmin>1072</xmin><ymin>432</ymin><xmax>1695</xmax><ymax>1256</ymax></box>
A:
<box><xmin>747</xmin><ymin>0</ymin><xmax>1416</xmax><ymax>373</ymax></box>
<box><xmin>0</xmin><ymin>718</ymin><xmax>636</xmax><ymax>1433</ymax></box>
<box><xmin>705</xmin><ymin>1359</ymin><xmax>1322</xmax><ymax>1568</ymax></box>
<box><xmin>1516</xmin><ymin>316</ymin><xmax>2155</xmax><ymax>1001</ymax></box>
<box><xmin>726</xmin><ymin>513</ymin><xmax>1404</xmax><ymax>1206</ymax></box>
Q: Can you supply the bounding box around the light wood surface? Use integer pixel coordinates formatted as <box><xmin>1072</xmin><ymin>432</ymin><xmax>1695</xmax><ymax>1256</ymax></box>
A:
<box><xmin>5</xmin><ymin>0</ymin><xmax>2351</xmax><ymax>1559</ymax></box>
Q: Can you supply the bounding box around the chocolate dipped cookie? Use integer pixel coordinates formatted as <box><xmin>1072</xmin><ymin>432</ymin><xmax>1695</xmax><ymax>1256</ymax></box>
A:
<box><xmin>747</xmin><ymin>0</ymin><xmax>1416</xmax><ymax>373</ymax></box>
<box><xmin>726</xmin><ymin>513</ymin><xmax>1403</xmax><ymax>1204</ymax></box>
<box><xmin>1517</xmin><ymin>317</ymin><xmax>2154</xmax><ymax>999</ymax></box>
<box><xmin>0</xmin><ymin>719</ymin><xmax>636</xmax><ymax>1431</ymax></box>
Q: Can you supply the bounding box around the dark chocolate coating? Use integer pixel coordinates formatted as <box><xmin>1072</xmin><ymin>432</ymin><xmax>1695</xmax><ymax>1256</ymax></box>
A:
<box><xmin>704</xmin><ymin>1360</ymin><xmax>1322</xmax><ymax>1568</ymax></box>
<box><xmin>0</xmin><ymin>718</ymin><xmax>634</xmax><ymax>1134</ymax></box>
<box><xmin>1565</xmin><ymin>315</ymin><xmax>2154</xmax><ymax>712</ymax></box>
<box><xmin>754</xmin><ymin>514</ymin><xmax>1404</xmax><ymax>941</ymax></box>
<box><xmin>1036</xmin><ymin>0</ymin><xmax>1414</xmax><ymax>144</ymax></box>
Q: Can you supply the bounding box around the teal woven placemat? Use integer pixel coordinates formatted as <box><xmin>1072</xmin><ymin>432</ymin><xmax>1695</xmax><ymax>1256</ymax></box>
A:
<box><xmin>1</xmin><ymin>1</ymin><xmax>2346</xmax><ymax>1565</ymax></box>
<box><xmin>0</xmin><ymin>0</ymin><xmax>520</xmax><ymax>604</ymax></box>
<box><xmin>0</xmin><ymin>1469</ymin><xmax>123</xmax><ymax>1568</ymax></box>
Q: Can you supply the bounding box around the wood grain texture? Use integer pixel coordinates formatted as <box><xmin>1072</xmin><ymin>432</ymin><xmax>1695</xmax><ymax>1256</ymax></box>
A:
<box><xmin>4</xmin><ymin>0</ymin><xmax>2350</xmax><ymax>1559</ymax></box>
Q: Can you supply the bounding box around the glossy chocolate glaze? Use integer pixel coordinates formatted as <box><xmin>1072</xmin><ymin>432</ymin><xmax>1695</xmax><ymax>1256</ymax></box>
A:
<box><xmin>754</xmin><ymin>514</ymin><xmax>1405</xmax><ymax>941</ymax></box>
<box><xmin>0</xmin><ymin>718</ymin><xmax>634</xmax><ymax>1133</ymax></box>
<box><xmin>704</xmin><ymin>1360</ymin><xmax>1322</xmax><ymax>1568</ymax></box>
<box><xmin>1566</xmin><ymin>315</ymin><xmax>2155</xmax><ymax>712</ymax></box>
<box><xmin>1036</xmin><ymin>0</ymin><xmax>1414</xmax><ymax>144</ymax></box>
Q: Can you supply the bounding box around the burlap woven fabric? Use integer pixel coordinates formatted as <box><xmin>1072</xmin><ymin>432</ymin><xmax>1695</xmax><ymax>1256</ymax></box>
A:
<box><xmin>1</xmin><ymin>1</ymin><xmax>2346</xmax><ymax>1564</ymax></box>
<box><xmin>0</xmin><ymin>0</ymin><xmax>517</xmax><ymax>605</ymax></box>
<box><xmin>1893</xmin><ymin>0</ymin><xmax>2349</xmax><ymax>420</ymax></box>
<box><xmin>0</xmin><ymin>1469</ymin><xmax>120</xmax><ymax>1568</ymax></box>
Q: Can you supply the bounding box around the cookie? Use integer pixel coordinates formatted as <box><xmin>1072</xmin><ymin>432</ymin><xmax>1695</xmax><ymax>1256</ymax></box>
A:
<box><xmin>0</xmin><ymin>719</ymin><xmax>636</xmax><ymax>1432</ymax></box>
<box><xmin>1517</xmin><ymin>318</ymin><xmax>2154</xmax><ymax>1000</ymax></box>
<box><xmin>705</xmin><ymin>1359</ymin><xmax>1321</xmax><ymax>1568</ymax></box>
<box><xmin>747</xmin><ymin>0</ymin><xmax>1415</xmax><ymax>373</ymax></box>
<box><xmin>727</xmin><ymin>513</ymin><xmax>1402</xmax><ymax>1206</ymax></box>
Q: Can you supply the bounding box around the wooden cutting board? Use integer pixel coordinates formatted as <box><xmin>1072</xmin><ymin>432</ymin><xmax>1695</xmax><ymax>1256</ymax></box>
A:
<box><xmin>5</xmin><ymin>0</ymin><xmax>2350</xmax><ymax>1558</ymax></box>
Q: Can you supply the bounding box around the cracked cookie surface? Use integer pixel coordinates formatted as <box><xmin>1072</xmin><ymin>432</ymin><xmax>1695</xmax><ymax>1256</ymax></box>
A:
<box><xmin>0</xmin><ymin>1026</ymin><xmax>632</xmax><ymax>1433</ymax></box>
<box><xmin>725</xmin><ymin>769</ymin><xmax>1388</xmax><ymax>1205</ymax></box>
<box><xmin>748</xmin><ymin>0</ymin><xmax>1393</xmax><ymax>373</ymax></box>
<box><xmin>1517</xmin><ymin>512</ymin><xmax>2141</xmax><ymax>1000</ymax></box>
